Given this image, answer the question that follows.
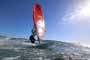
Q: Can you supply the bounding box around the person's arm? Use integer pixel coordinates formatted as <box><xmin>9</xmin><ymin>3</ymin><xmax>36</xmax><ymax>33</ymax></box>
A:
<box><xmin>41</xmin><ymin>27</ymin><xmax>46</xmax><ymax>32</ymax></box>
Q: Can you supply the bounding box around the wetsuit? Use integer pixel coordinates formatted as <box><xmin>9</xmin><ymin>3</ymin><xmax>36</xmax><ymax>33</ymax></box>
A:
<box><xmin>29</xmin><ymin>27</ymin><xmax>36</xmax><ymax>43</ymax></box>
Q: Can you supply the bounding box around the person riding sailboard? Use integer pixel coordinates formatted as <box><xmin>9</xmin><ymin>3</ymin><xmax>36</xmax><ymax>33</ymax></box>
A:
<box><xmin>29</xmin><ymin>27</ymin><xmax>36</xmax><ymax>43</ymax></box>
<box><xmin>29</xmin><ymin>3</ymin><xmax>46</xmax><ymax>44</ymax></box>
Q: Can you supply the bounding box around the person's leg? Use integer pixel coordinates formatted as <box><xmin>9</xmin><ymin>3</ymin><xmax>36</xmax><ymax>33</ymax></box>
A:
<box><xmin>29</xmin><ymin>35</ymin><xmax>35</xmax><ymax>43</ymax></box>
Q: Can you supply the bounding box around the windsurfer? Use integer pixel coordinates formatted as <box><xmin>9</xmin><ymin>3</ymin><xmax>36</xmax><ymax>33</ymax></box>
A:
<box><xmin>29</xmin><ymin>27</ymin><xmax>36</xmax><ymax>43</ymax></box>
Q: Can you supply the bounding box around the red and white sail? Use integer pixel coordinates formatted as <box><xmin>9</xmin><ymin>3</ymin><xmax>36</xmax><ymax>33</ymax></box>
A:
<box><xmin>33</xmin><ymin>3</ymin><xmax>45</xmax><ymax>43</ymax></box>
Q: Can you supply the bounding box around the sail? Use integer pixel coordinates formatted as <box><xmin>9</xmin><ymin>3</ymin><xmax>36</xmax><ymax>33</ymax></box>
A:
<box><xmin>33</xmin><ymin>3</ymin><xmax>45</xmax><ymax>43</ymax></box>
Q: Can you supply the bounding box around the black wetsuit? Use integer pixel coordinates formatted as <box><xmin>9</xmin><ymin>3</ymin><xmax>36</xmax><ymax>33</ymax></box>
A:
<box><xmin>29</xmin><ymin>27</ymin><xmax>36</xmax><ymax>43</ymax></box>
<box><xmin>30</xmin><ymin>35</ymin><xmax>35</xmax><ymax>43</ymax></box>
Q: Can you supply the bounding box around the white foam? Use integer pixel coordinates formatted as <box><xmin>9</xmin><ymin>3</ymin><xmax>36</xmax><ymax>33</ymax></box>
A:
<box><xmin>2</xmin><ymin>56</ymin><xmax>20</xmax><ymax>60</ymax></box>
<box><xmin>22</xmin><ymin>42</ymin><xmax>38</xmax><ymax>46</ymax></box>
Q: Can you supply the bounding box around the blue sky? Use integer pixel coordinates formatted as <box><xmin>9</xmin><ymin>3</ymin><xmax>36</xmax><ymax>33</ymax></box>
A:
<box><xmin>0</xmin><ymin>0</ymin><xmax>90</xmax><ymax>45</ymax></box>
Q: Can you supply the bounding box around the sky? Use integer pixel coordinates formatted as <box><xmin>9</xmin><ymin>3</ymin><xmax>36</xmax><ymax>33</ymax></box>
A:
<box><xmin>0</xmin><ymin>0</ymin><xmax>90</xmax><ymax>45</ymax></box>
